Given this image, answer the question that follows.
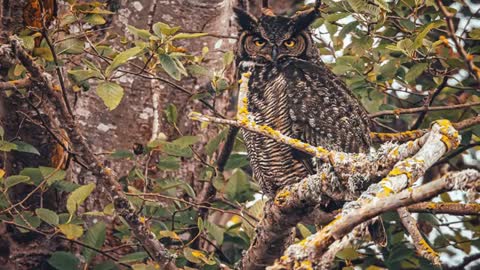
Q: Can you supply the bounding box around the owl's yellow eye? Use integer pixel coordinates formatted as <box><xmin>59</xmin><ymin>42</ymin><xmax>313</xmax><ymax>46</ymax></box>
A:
<box><xmin>254</xmin><ymin>39</ymin><xmax>266</xmax><ymax>47</ymax></box>
<box><xmin>284</xmin><ymin>40</ymin><xmax>296</xmax><ymax>47</ymax></box>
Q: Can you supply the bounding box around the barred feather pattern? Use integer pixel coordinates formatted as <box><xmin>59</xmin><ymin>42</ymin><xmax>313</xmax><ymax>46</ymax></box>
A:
<box><xmin>239</xmin><ymin>59</ymin><xmax>371</xmax><ymax>197</ymax></box>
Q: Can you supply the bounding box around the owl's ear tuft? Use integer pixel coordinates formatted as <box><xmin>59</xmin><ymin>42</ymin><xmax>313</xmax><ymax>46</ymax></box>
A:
<box><xmin>233</xmin><ymin>7</ymin><xmax>258</xmax><ymax>31</ymax></box>
<box><xmin>292</xmin><ymin>9</ymin><xmax>320</xmax><ymax>33</ymax></box>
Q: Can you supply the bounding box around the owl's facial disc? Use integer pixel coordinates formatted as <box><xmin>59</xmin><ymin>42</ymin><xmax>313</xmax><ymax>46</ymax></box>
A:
<box><xmin>234</xmin><ymin>7</ymin><xmax>318</xmax><ymax>63</ymax></box>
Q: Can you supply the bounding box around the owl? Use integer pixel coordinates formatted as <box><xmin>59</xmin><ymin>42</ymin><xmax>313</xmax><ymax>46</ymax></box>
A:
<box><xmin>234</xmin><ymin>2</ymin><xmax>372</xmax><ymax>197</ymax></box>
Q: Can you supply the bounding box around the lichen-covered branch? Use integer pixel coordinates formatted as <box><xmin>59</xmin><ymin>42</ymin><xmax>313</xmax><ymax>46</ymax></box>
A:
<box><xmin>272</xmin><ymin>169</ymin><xmax>479</xmax><ymax>269</ymax></box>
<box><xmin>397</xmin><ymin>207</ymin><xmax>440</xmax><ymax>265</ymax></box>
<box><xmin>271</xmin><ymin>120</ymin><xmax>464</xmax><ymax>269</ymax></box>
<box><xmin>408</xmin><ymin>202</ymin><xmax>480</xmax><ymax>215</ymax></box>
<box><xmin>6</xmin><ymin>36</ymin><xmax>177</xmax><ymax>269</ymax></box>
<box><xmin>190</xmin><ymin>112</ymin><xmax>432</xmax><ymax>193</ymax></box>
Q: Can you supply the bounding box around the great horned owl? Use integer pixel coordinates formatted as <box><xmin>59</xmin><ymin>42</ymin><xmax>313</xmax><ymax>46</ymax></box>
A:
<box><xmin>234</xmin><ymin>2</ymin><xmax>372</xmax><ymax>197</ymax></box>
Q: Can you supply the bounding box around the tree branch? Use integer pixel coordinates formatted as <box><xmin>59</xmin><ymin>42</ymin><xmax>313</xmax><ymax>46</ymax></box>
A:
<box><xmin>368</xmin><ymin>101</ymin><xmax>480</xmax><ymax>118</ymax></box>
<box><xmin>0</xmin><ymin>77</ymin><xmax>32</xmax><ymax>90</ymax></box>
<box><xmin>408</xmin><ymin>202</ymin><xmax>480</xmax><ymax>215</ymax></box>
<box><xmin>436</xmin><ymin>0</ymin><xmax>480</xmax><ymax>83</ymax></box>
<box><xmin>7</xmin><ymin>36</ymin><xmax>177</xmax><ymax>269</ymax></box>
<box><xmin>397</xmin><ymin>207</ymin><xmax>440</xmax><ymax>265</ymax></box>
<box><xmin>274</xmin><ymin>169</ymin><xmax>479</xmax><ymax>269</ymax></box>
<box><xmin>272</xmin><ymin>121</ymin><xmax>464</xmax><ymax>269</ymax></box>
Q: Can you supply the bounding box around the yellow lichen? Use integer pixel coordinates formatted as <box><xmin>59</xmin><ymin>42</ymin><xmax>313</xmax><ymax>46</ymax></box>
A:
<box><xmin>418</xmin><ymin>238</ymin><xmax>438</xmax><ymax>256</ymax></box>
<box><xmin>300</xmin><ymin>260</ymin><xmax>313</xmax><ymax>270</ymax></box>
<box><xmin>274</xmin><ymin>190</ymin><xmax>291</xmax><ymax>205</ymax></box>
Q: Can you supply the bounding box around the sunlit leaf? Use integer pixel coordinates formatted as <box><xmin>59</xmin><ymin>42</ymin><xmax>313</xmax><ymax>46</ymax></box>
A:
<box><xmin>172</xmin><ymin>32</ymin><xmax>208</xmax><ymax>40</ymax></box>
<box><xmin>105</xmin><ymin>46</ymin><xmax>144</xmax><ymax>77</ymax></box>
<box><xmin>96</xmin><ymin>82</ymin><xmax>124</xmax><ymax>110</ymax></box>
<box><xmin>67</xmin><ymin>183</ymin><xmax>96</xmax><ymax>217</ymax></box>
<box><xmin>58</xmin><ymin>224</ymin><xmax>84</xmax><ymax>240</ymax></box>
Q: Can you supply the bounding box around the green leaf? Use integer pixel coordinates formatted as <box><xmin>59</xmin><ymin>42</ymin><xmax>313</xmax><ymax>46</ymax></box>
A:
<box><xmin>297</xmin><ymin>223</ymin><xmax>313</xmax><ymax>238</ymax></box>
<box><xmin>405</xmin><ymin>63</ymin><xmax>428</xmax><ymax>84</ymax></box>
<box><xmin>183</xmin><ymin>247</ymin><xmax>215</xmax><ymax>265</ymax></box>
<box><xmin>205</xmin><ymin>128</ymin><xmax>227</xmax><ymax>156</ymax></box>
<box><xmin>414</xmin><ymin>21</ymin><xmax>445</xmax><ymax>49</ymax></box>
<box><xmin>19</xmin><ymin>35</ymin><xmax>35</xmax><ymax>51</ymax></box>
<box><xmin>172</xmin><ymin>136</ymin><xmax>199</xmax><ymax>148</ymax></box>
<box><xmin>326</xmin><ymin>12</ymin><xmax>350</xmax><ymax>22</ymax></box>
<box><xmin>48</xmin><ymin>251</ymin><xmax>80</xmax><ymax>270</ymax></box>
<box><xmin>68</xmin><ymin>69</ymin><xmax>103</xmax><ymax>82</ymax></box>
<box><xmin>82</xmin><ymin>221</ymin><xmax>106</xmax><ymax>262</ymax></box>
<box><xmin>148</xmin><ymin>140</ymin><xmax>193</xmax><ymax>158</ymax></box>
<box><xmin>204</xmin><ymin>220</ymin><xmax>224</xmax><ymax>245</ymax></box>
<box><xmin>187</xmin><ymin>64</ymin><xmax>210</xmax><ymax>77</ymax></box>
<box><xmin>127</xmin><ymin>25</ymin><xmax>152</xmax><ymax>40</ymax></box>
<box><xmin>33</xmin><ymin>47</ymin><xmax>54</xmax><ymax>61</ymax></box>
<box><xmin>110</xmin><ymin>150</ymin><xmax>135</xmax><ymax>160</ymax></box>
<box><xmin>226</xmin><ymin>169</ymin><xmax>252</xmax><ymax>201</ymax></box>
<box><xmin>223</xmin><ymin>51</ymin><xmax>234</xmax><ymax>67</ymax></box>
<box><xmin>52</xmin><ymin>180</ymin><xmax>80</xmax><ymax>192</ymax></box>
<box><xmin>12</xmin><ymin>141</ymin><xmax>40</xmax><ymax>155</ymax></box>
<box><xmin>58</xmin><ymin>223</ymin><xmax>84</xmax><ymax>240</ymax></box>
<box><xmin>119</xmin><ymin>252</ymin><xmax>149</xmax><ymax>263</ymax></box>
<box><xmin>35</xmin><ymin>208</ymin><xmax>59</xmax><ymax>225</ymax></box>
<box><xmin>67</xmin><ymin>183</ymin><xmax>96</xmax><ymax>217</ymax></box>
<box><xmin>93</xmin><ymin>261</ymin><xmax>117</xmax><ymax>270</ymax></box>
<box><xmin>159</xmin><ymin>54</ymin><xmax>181</xmax><ymax>80</ymax></box>
<box><xmin>397</xmin><ymin>39</ymin><xmax>414</xmax><ymax>55</ymax></box>
<box><xmin>164</xmin><ymin>103</ymin><xmax>178</xmax><ymax>124</ymax></box>
<box><xmin>152</xmin><ymin>22</ymin><xmax>180</xmax><ymax>36</ymax></box>
<box><xmin>172</xmin><ymin>32</ymin><xmax>208</xmax><ymax>40</ymax></box>
<box><xmin>85</xmin><ymin>7</ymin><xmax>115</xmax><ymax>14</ymax></box>
<box><xmin>336</xmin><ymin>246</ymin><xmax>361</xmax><ymax>260</ymax></box>
<box><xmin>57</xmin><ymin>38</ymin><xmax>85</xmax><ymax>55</ymax></box>
<box><xmin>96</xmin><ymin>82</ymin><xmax>124</xmax><ymax>110</ymax></box>
<box><xmin>5</xmin><ymin>175</ymin><xmax>31</xmax><ymax>188</ymax></box>
<box><xmin>105</xmin><ymin>46</ymin><xmax>144</xmax><ymax>77</ymax></box>
<box><xmin>155</xmin><ymin>178</ymin><xmax>196</xmax><ymax>198</ymax></box>
<box><xmin>40</xmin><ymin>166</ymin><xmax>67</xmax><ymax>185</ymax></box>
<box><xmin>157</xmin><ymin>156</ymin><xmax>181</xmax><ymax>170</ymax></box>
<box><xmin>224</xmin><ymin>154</ymin><xmax>249</xmax><ymax>170</ymax></box>
<box><xmin>0</xmin><ymin>140</ymin><xmax>17</xmax><ymax>152</ymax></box>
<box><xmin>84</xmin><ymin>14</ymin><xmax>106</xmax><ymax>25</ymax></box>
<box><xmin>14</xmin><ymin>211</ymin><xmax>41</xmax><ymax>232</ymax></box>
<box><xmin>469</xmin><ymin>28</ymin><xmax>480</xmax><ymax>40</ymax></box>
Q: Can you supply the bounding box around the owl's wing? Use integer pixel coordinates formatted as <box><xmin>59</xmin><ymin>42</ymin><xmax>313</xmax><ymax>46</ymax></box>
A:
<box><xmin>283</xmin><ymin>59</ymin><xmax>371</xmax><ymax>153</ymax></box>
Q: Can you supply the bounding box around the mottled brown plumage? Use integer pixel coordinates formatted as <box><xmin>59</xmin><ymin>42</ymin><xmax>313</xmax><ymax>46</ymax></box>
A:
<box><xmin>234</xmin><ymin>5</ymin><xmax>371</xmax><ymax>197</ymax></box>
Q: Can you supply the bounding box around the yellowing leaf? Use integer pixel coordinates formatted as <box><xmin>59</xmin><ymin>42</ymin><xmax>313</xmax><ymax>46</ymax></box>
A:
<box><xmin>58</xmin><ymin>223</ymin><xmax>84</xmax><ymax>240</ymax></box>
<box><xmin>66</xmin><ymin>183</ymin><xmax>95</xmax><ymax>218</ymax></box>
<box><xmin>96</xmin><ymin>82</ymin><xmax>124</xmax><ymax>110</ymax></box>
<box><xmin>158</xmin><ymin>230</ymin><xmax>181</xmax><ymax>240</ymax></box>
<box><xmin>0</xmin><ymin>169</ymin><xmax>5</xmax><ymax>179</ymax></box>
<box><xmin>183</xmin><ymin>247</ymin><xmax>214</xmax><ymax>265</ymax></box>
<box><xmin>172</xmin><ymin>32</ymin><xmax>208</xmax><ymax>40</ymax></box>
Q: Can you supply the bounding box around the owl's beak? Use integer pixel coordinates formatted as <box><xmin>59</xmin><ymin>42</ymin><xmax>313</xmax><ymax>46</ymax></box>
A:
<box><xmin>271</xmin><ymin>46</ymin><xmax>278</xmax><ymax>62</ymax></box>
